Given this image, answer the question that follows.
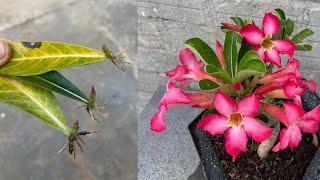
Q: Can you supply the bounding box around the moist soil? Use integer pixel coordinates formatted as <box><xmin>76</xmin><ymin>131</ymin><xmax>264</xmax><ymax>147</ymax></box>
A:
<box><xmin>212</xmin><ymin>133</ymin><xmax>318</xmax><ymax>180</ymax></box>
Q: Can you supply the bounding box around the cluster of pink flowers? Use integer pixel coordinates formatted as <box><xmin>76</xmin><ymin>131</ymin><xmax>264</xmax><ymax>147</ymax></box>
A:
<box><xmin>150</xmin><ymin>11</ymin><xmax>320</xmax><ymax>162</ymax></box>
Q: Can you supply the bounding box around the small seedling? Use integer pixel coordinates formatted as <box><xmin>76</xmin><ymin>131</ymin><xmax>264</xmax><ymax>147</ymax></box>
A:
<box><xmin>58</xmin><ymin>120</ymin><xmax>100</xmax><ymax>160</ymax></box>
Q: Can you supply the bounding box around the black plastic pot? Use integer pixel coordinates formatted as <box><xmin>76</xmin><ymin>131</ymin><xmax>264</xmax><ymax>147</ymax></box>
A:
<box><xmin>188</xmin><ymin>89</ymin><xmax>320</xmax><ymax>180</ymax></box>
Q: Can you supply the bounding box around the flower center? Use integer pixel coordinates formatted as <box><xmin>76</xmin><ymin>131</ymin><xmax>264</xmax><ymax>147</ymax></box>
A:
<box><xmin>260</xmin><ymin>34</ymin><xmax>274</xmax><ymax>51</ymax></box>
<box><xmin>228</xmin><ymin>113</ymin><xmax>243</xmax><ymax>127</ymax></box>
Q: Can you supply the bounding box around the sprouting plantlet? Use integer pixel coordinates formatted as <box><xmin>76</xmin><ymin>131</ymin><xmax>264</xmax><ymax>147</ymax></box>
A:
<box><xmin>78</xmin><ymin>86</ymin><xmax>109</xmax><ymax>124</ymax></box>
<box><xmin>58</xmin><ymin>120</ymin><xmax>100</xmax><ymax>160</ymax></box>
<box><xmin>102</xmin><ymin>43</ymin><xmax>131</xmax><ymax>71</ymax></box>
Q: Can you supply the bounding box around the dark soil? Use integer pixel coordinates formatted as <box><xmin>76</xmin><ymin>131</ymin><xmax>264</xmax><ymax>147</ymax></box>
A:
<box><xmin>212</xmin><ymin>133</ymin><xmax>318</xmax><ymax>180</ymax></box>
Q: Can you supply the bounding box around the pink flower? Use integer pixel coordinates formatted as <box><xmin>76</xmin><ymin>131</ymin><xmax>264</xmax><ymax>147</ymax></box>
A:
<box><xmin>263</xmin><ymin>102</ymin><xmax>320</xmax><ymax>152</ymax></box>
<box><xmin>240</xmin><ymin>13</ymin><xmax>295</xmax><ymax>68</ymax></box>
<box><xmin>150</xmin><ymin>81</ymin><xmax>192</xmax><ymax>132</ymax></box>
<box><xmin>166</xmin><ymin>48</ymin><xmax>221</xmax><ymax>87</ymax></box>
<box><xmin>185</xmin><ymin>92</ymin><xmax>215</xmax><ymax>109</ymax></box>
<box><xmin>256</xmin><ymin>58</ymin><xmax>317</xmax><ymax>98</ymax></box>
<box><xmin>216</xmin><ymin>41</ymin><xmax>226</xmax><ymax>69</ymax></box>
<box><xmin>197</xmin><ymin>92</ymin><xmax>272</xmax><ymax>161</ymax></box>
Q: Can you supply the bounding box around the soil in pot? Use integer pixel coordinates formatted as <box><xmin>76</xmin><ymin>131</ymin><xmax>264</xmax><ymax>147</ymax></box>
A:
<box><xmin>212</xmin><ymin>133</ymin><xmax>318</xmax><ymax>180</ymax></box>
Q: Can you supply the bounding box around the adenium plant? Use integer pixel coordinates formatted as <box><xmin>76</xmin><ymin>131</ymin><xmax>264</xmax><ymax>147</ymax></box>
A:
<box><xmin>150</xmin><ymin>8</ymin><xmax>320</xmax><ymax>162</ymax></box>
<box><xmin>0</xmin><ymin>39</ymin><xmax>125</xmax><ymax>159</ymax></box>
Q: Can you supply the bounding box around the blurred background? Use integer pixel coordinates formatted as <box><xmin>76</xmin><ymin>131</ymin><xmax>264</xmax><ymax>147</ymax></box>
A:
<box><xmin>0</xmin><ymin>0</ymin><xmax>137</xmax><ymax>179</ymax></box>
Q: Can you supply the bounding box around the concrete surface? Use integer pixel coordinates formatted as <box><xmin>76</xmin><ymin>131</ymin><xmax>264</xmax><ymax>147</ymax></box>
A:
<box><xmin>0</xmin><ymin>0</ymin><xmax>137</xmax><ymax>179</ymax></box>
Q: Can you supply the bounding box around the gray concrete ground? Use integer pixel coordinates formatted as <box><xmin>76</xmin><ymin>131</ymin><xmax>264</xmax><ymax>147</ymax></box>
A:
<box><xmin>0</xmin><ymin>0</ymin><xmax>137</xmax><ymax>179</ymax></box>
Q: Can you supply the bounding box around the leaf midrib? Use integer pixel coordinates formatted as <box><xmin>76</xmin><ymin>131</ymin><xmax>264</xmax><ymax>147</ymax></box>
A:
<box><xmin>9</xmin><ymin>78</ymin><xmax>69</xmax><ymax>134</ymax></box>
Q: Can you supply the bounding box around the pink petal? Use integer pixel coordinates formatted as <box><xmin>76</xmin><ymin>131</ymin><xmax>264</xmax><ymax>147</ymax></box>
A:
<box><xmin>262</xmin><ymin>103</ymin><xmax>287</xmax><ymax>126</ymax></box>
<box><xmin>301</xmin><ymin>80</ymin><xmax>317</xmax><ymax>93</ymax></box>
<box><xmin>237</xmin><ymin>94</ymin><xmax>260</xmax><ymax>117</ymax></box>
<box><xmin>160</xmin><ymin>82</ymin><xmax>192</xmax><ymax>106</ymax></box>
<box><xmin>258</xmin><ymin>60</ymin><xmax>299</xmax><ymax>84</ymax></box>
<box><xmin>303</xmin><ymin>105</ymin><xmax>320</xmax><ymax>122</ymax></box>
<box><xmin>274</xmin><ymin>39</ymin><xmax>296</xmax><ymax>56</ymax></box>
<box><xmin>166</xmin><ymin>65</ymin><xmax>188</xmax><ymax>79</ymax></box>
<box><xmin>297</xmin><ymin>119</ymin><xmax>318</xmax><ymax>133</ymax></box>
<box><xmin>243</xmin><ymin>116</ymin><xmax>272</xmax><ymax>142</ymax></box>
<box><xmin>216</xmin><ymin>41</ymin><xmax>226</xmax><ymax>69</ymax></box>
<box><xmin>197</xmin><ymin>114</ymin><xmax>228</xmax><ymax>135</ymax></box>
<box><xmin>288</xmin><ymin>125</ymin><xmax>302</xmax><ymax>149</ymax></box>
<box><xmin>150</xmin><ymin>105</ymin><xmax>168</xmax><ymax>132</ymax></box>
<box><xmin>185</xmin><ymin>65</ymin><xmax>221</xmax><ymax>83</ymax></box>
<box><xmin>179</xmin><ymin>48</ymin><xmax>198</xmax><ymax>71</ymax></box>
<box><xmin>186</xmin><ymin>92</ymin><xmax>215</xmax><ymax>109</ymax></box>
<box><xmin>256</xmin><ymin>46</ymin><xmax>266</xmax><ymax>60</ymax></box>
<box><xmin>240</xmin><ymin>24</ymin><xmax>264</xmax><ymax>45</ymax></box>
<box><xmin>214</xmin><ymin>92</ymin><xmax>237</xmax><ymax>116</ymax></box>
<box><xmin>283</xmin><ymin>102</ymin><xmax>303</xmax><ymax>125</ymax></box>
<box><xmin>272</xmin><ymin>128</ymin><xmax>290</xmax><ymax>152</ymax></box>
<box><xmin>221</xmin><ymin>22</ymin><xmax>241</xmax><ymax>32</ymax></box>
<box><xmin>283</xmin><ymin>82</ymin><xmax>305</xmax><ymax>98</ymax></box>
<box><xmin>262</xmin><ymin>12</ymin><xmax>280</xmax><ymax>36</ymax></box>
<box><xmin>225</xmin><ymin>127</ymin><xmax>248</xmax><ymax>162</ymax></box>
<box><xmin>265</xmin><ymin>48</ymin><xmax>281</xmax><ymax>68</ymax></box>
<box><xmin>232</xmin><ymin>83</ymin><xmax>243</xmax><ymax>91</ymax></box>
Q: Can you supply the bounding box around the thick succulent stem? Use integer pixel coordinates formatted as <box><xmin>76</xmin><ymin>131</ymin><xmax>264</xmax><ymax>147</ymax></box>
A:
<box><xmin>257</xmin><ymin>121</ymin><xmax>280</xmax><ymax>160</ymax></box>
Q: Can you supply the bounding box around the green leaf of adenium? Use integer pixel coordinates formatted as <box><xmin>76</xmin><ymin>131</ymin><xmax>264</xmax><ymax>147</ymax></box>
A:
<box><xmin>205</xmin><ymin>65</ymin><xmax>232</xmax><ymax>84</ymax></box>
<box><xmin>199</xmin><ymin>79</ymin><xmax>220</xmax><ymax>91</ymax></box>
<box><xmin>0</xmin><ymin>41</ymin><xmax>106</xmax><ymax>76</ymax></box>
<box><xmin>14</xmin><ymin>71</ymin><xmax>88</xmax><ymax>104</ymax></box>
<box><xmin>291</xmin><ymin>29</ymin><xmax>314</xmax><ymax>44</ymax></box>
<box><xmin>274</xmin><ymin>8</ymin><xmax>286</xmax><ymax>20</ymax></box>
<box><xmin>0</xmin><ymin>76</ymin><xmax>70</xmax><ymax>135</ymax></box>
<box><xmin>295</xmin><ymin>44</ymin><xmax>313</xmax><ymax>51</ymax></box>
<box><xmin>234</xmin><ymin>50</ymin><xmax>266</xmax><ymax>83</ymax></box>
<box><xmin>223</xmin><ymin>31</ymin><xmax>238</xmax><ymax>77</ymax></box>
<box><xmin>185</xmin><ymin>38</ymin><xmax>221</xmax><ymax>67</ymax></box>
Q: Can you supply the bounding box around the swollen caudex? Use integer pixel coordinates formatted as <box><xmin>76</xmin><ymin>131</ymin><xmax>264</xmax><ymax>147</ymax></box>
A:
<box><xmin>0</xmin><ymin>40</ymin><xmax>11</xmax><ymax>67</ymax></box>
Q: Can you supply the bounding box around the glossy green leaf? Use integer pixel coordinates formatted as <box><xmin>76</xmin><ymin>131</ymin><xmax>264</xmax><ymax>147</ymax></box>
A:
<box><xmin>223</xmin><ymin>31</ymin><xmax>238</xmax><ymax>77</ymax></box>
<box><xmin>205</xmin><ymin>65</ymin><xmax>232</xmax><ymax>83</ymax></box>
<box><xmin>234</xmin><ymin>50</ymin><xmax>266</xmax><ymax>82</ymax></box>
<box><xmin>286</xmin><ymin>19</ymin><xmax>294</xmax><ymax>36</ymax></box>
<box><xmin>0</xmin><ymin>76</ymin><xmax>70</xmax><ymax>135</ymax></box>
<box><xmin>0</xmin><ymin>41</ymin><xmax>106</xmax><ymax>76</ymax></box>
<box><xmin>296</xmin><ymin>44</ymin><xmax>313</xmax><ymax>51</ymax></box>
<box><xmin>291</xmin><ymin>29</ymin><xmax>314</xmax><ymax>44</ymax></box>
<box><xmin>231</xmin><ymin>17</ymin><xmax>245</xmax><ymax>27</ymax></box>
<box><xmin>14</xmin><ymin>71</ymin><xmax>88</xmax><ymax>104</ymax></box>
<box><xmin>199</xmin><ymin>79</ymin><xmax>220</xmax><ymax>90</ymax></box>
<box><xmin>185</xmin><ymin>38</ymin><xmax>221</xmax><ymax>67</ymax></box>
<box><xmin>274</xmin><ymin>8</ymin><xmax>286</xmax><ymax>20</ymax></box>
<box><xmin>238</xmin><ymin>39</ymin><xmax>252</xmax><ymax>60</ymax></box>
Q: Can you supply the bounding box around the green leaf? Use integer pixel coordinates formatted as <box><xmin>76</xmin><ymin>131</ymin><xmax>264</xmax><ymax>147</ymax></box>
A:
<box><xmin>199</xmin><ymin>79</ymin><xmax>220</xmax><ymax>90</ymax></box>
<box><xmin>234</xmin><ymin>50</ymin><xmax>266</xmax><ymax>82</ymax></box>
<box><xmin>286</xmin><ymin>19</ymin><xmax>294</xmax><ymax>36</ymax></box>
<box><xmin>231</xmin><ymin>17</ymin><xmax>245</xmax><ymax>27</ymax></box>
<box><xmin>0</xmin><ymin>41</ymin><xmax>106</xmax><ymax>76</ymax></box>
<box><xmin>0</xmin><ymin>76</ymin><xmax>70</xmax><ymax>135</ymax></box>
<box><xmin>185</xmin><ymin>38</ymin><xmax>220</xmax><ymax>67</ymax></box>
<box><xmin>291</xmin><ymin>29</ymin><xmax>314</xmax><ymax>44</ymax></box>
<box><xmin>205</xmin><ymin>65</ymin><xmax>232</xmax><ymax>83</ymax></box>
<box><xmin>14</xmin><ymin>71</ymin><xmax>88</xmax><ymax>104</ymax></box>
<box><xmin>223</xmin><ymin>31</ymin><xmax>238</xmax><ymax>77</ymax></box>
<box><xmin>274</xmin><ymin>8</ymin><xmax>286</xmax><ymax>20</ymax></box>
<box><xmin>238</xmin><ymin>39</ymin><xmax>252</xmax><ymax>60</ymax></box>
<box><xmin>296</xmin><ymin>44</ymin><xmax>313</xmax><ymax>51</ymax></box>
